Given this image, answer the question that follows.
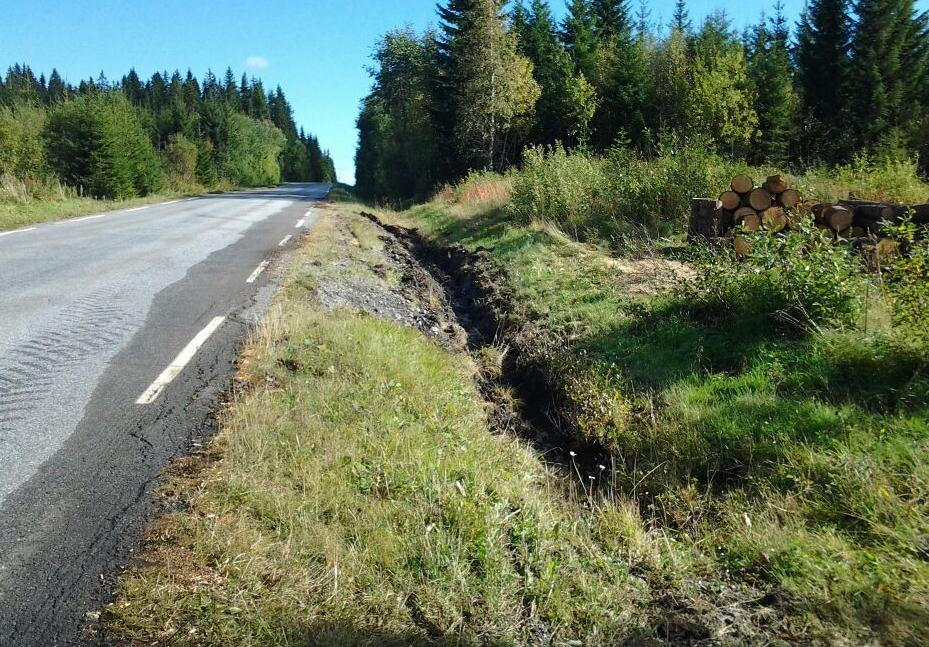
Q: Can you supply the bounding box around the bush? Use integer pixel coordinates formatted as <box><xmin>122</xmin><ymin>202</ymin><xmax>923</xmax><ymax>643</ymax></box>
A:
<box><xmin>685</xmin><ymin>225</ymin><xmax>863</xmax><ymax>331</ymax></box>
<box><xmin>883</xmin><ymin>219</ymin><xmax>929</xmax><ymax>344</ymax></box>
<box><xmin>44</xmin><ymin>94</ymin><xmax>163</xmax><ymax>199</ymax></box>
<box><xmin>0</xmin><ymin>103</ymin><xmax>46</xmax><ymax>179</ymax></box>
<box><xmin>220</xmin><ymin>113</ymin><xmax>285</xmax><ymax>187</ymax></box>
<box><xmin>162</xmin><ymin>133</ymin><xmax>198</xmax><ymax>188</ymax></box>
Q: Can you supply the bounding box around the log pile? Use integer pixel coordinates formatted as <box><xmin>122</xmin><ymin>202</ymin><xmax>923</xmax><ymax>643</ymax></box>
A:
<box><xmin>689</xmin><ymin>177</ymin><xmax>929</xmax><ymax>249</ymax></box>
<box><xmin>718</xmin><ymin>174</ymin><xmax>802</xmax><ymax>235</ymax></box>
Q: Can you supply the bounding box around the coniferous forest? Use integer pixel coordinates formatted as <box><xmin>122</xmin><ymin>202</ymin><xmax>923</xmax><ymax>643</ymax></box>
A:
<box><xmin>356</xmin><ymin>0</ymin><xmax>929</xmax><ymax>203</ymax></box>
<box><xmin>0</xmin><ymin>64</ymin><xmax>336</xmax><ymax>201</ymax></box>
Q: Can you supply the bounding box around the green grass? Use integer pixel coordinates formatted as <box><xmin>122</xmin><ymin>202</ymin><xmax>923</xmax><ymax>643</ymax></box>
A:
<box><xmin>396</xmin><ymin>194</ymin><xmax>929</xmax><ymax>644</ymax></box>
<box><xmin>104</xmin><ymin>194</ymin><xmax>929</xmax><ymax>644</ymax></box>
<box><xmin>0</xmin><ymin>190</ymin><xmax>194</xmax><ymax>231</ymax></box>
<box><xmin>105</xmin><ymin>208</ymin><xmax>687</xmax><ymax>645</ymax></box>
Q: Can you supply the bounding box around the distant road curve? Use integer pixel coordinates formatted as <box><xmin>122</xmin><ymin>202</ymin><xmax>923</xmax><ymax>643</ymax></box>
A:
<box><xmin>0</xmin><ymin>183</ymin><xmax>330</xmax><ymax>645</ymax></box>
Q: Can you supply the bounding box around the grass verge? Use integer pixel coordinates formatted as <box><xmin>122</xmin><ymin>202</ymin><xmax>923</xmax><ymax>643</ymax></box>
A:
<box><xmin>390</xmin><ymin>189</ymin><xmax>929</xmax><ymax>644</ymax></box>
<box><xmin>104</xmin><ymin>205</ymin><xmax>693</xmax><ymax>645</ymax></box>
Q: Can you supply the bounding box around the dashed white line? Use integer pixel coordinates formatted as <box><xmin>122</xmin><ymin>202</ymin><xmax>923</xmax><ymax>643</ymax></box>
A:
<box><xmin>0</xmin><ymin>227</ymin><xmax>36</xmax><ymax>238</ymax></box>
<box><xmin>278</xmin><ymin>235</ymin><xmax>292</xmax><ymax>247</ymax></box>
<box><xmin>246</xmin><ymin>260</ymin><xmax>270</xmax><ymax>284</ymax></box>
<box><xmin>295</xmin><ymin>218</ymin><xmax>305</xmax><ymax>228</ymax></box>
<box><xmin>124</xmin><ymin>206</ymin><xmax>149</xmax><ymax>212</ymax></box>
<box><xmin>136</xmin><ymin>316</ymin><xmax>226</xmax><ymax>405</ymax></box>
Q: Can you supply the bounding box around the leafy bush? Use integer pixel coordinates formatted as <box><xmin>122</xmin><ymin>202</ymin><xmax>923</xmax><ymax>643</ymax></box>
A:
<box><xmin>162</xmin><ymin>133</ymin><xmax>198</xmax><ymax>188</ymax></box>
<box><xmin>685</xmin><ymin>225</ymin><xmax>863</xmax><ymax>330</ymax></box>
<box><xmin>0</xmin><ymin>103</ymin><xmax>47</xmax><ymax>179</ymax></box>
<box><xmin>220</xmin><ymin>113</ymin><xmax>285</xmax><ymax>187</ymax></box>
<box><xmin>44</xmin><ymin>94</ymin><xmax>163</xmax><ymax>199</ymax></box>
<box><xmin>883</xmin><ymin>219</ymin><xmax>929</xmax><ymax>344</ymax></box>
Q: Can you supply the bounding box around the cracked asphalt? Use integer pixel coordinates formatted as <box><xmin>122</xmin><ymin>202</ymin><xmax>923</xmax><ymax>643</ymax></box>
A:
<box><xmin>0</xmin><ymin>183</ymin><xmax>329</xmax><ymax>645</ymax></box>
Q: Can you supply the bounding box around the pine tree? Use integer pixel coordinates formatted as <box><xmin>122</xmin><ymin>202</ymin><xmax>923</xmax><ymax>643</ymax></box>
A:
<box><xmin>561</xmin><ymin>0</ymin><xmax>597</xmax><ymax>81</ymax></box>
<box><xmin>590</xmin><ymin>0</ymin><xmax>633</xmax><ymax>40</ymax></box>
<box><xmin>223</xmin><ymin>67</ymin><xmax>239</xmax><ymax>110</ymax></box>
<box><xmin>747</xmin><ymin>3</ymin><xmax>796</xmax><ymax>163</ymax></box>
<box><xmin>514</xmin><ymin>0</ymin><xmax>583</xmax><ymax>146</ymax></box>
<box><xmin>586</xmin><ymin>0</ymin><xmax>650</xmax><ymax>148</ymax></box>
<box><xmin>794</xmin><ymin>0</ymin><xmax>851</xmax><ymax>161</ymax></box>
<box><xmin>47</xmin><ymin>69</ymin><xmax>68</xmax><ymax>104</ymax></box>
<box><xmin>671</xmin><ymin>0</ymin><xmax>691</xmax><ymax>33</ymax></box>
<box><xmin>850</xmin><ymin>0</ymin><xmax>929</xmax><ymax>153</ymax></box>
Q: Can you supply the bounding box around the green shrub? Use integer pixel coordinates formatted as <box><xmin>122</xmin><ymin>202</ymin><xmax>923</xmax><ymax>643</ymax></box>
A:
<box><xmin>162</xmin><ymin>133</ymin><xmax>198</xmax><ymax>188</ymax></box>
<box><xmin>220</xmin><ymin>113</ymin><xmax>285</xmax><ymax>187</ymax></box>
<box><xmin>883</xmin><ymin>219</ymin><xmax>929</xmax><ymax>344</ymax></box>
<box><xmin>44</xmin><ymin>94</ymin><xmax>163</xmax><ymax>199</ymax></box>
<box><xmin>685</xmin><ymin>225</ymin><xmax>863</xmax><ymax>331</ymax></box>
<box><xmin>0</xmin><ymin>102</ymin><xmax>47</xmax><ymax>179</ymax></box>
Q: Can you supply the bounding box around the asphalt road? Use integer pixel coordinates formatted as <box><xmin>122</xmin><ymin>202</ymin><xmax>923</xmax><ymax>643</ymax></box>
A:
<box><xmin>0</xmin><ymin>183</ymin><xmax>329</xmax><ymax>645</ymax></box>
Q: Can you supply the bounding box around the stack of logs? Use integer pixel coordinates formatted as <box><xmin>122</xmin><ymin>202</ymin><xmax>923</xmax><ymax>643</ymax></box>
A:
<box><xmin>690</xmin><ymin>176</ymin><xmax>929</xmax><ymax>250</ymax></box>
<box><xmin>718</xmin><ymin>174</ymin><xmax>801</xmax><ymax>235</ymax></box>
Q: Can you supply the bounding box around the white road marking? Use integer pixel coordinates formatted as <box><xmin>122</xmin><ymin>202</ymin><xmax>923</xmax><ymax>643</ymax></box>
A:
<box><xmin>295</xmin><ymin>218</ymin><xmax>305</xmax><ymax>228</ymax></box>
<box><xmin>161</xmin><ymin>200</ymin><xmax>181</xmax><ymax>205</ymax></box>
<box><xmin>246</xmin><ymin>260</ymin><xmax>270</xmax><ymax>284</ymax></box>
<box><xmin>136</xmin><ymin>316</ymin><xmax>226</xmax><ymax>405</ymax></box>
<box><xmin>305</xmin><ymin>210</ymin><xmax>313</xmax><ymax>218</ymax></box>
<box><xmin>0</xmin><ymin>227</ymin><xmax>37</xmax><ymax>238</ymax></box>
<box><xmin>58</xmin><ymin>214</ymin><xmax>106</xmax><ymax>224</ymax></box>
<box><xmin>278</xmin><ymin>235</ymin><xmax>292</xmax><ymax>246</ymax></box>
<box><xmin>125</xmin><ymin>206</ymin><xmax>149</xmax><ymax>212</ymax></box>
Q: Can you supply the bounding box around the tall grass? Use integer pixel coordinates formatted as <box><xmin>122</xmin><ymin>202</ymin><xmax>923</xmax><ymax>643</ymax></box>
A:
<box><xmin>509</xmin><ymin>144</ymin><xmax>929</xmax><ymax>246</ymax></box>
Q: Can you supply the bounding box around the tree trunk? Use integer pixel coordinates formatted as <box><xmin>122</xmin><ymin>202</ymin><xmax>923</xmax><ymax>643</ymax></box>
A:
<box><xmin>719</xmin><ymin>191</ymin><xmax>741</xmax><ymax>211</ymax></box>
<box><xmin>688</xmin><ymin>198</ymin><xmax>725</xmax><ymax>241</ymax></box>
<box><xmin>778</xmin><ymin>189</ymin><xmax>800</xmax><ymax>209</ymax></box>
<box><xmin>731</xmin><ymin>174</ymin><xmax>754</xmax><ymax>195</ymax></box>
<box><xmin>748</xmin><ymin>187</ymin><xmax>773</xmax><ymax>211</ymax></box>
<box><xmin>825</xmin><ymin>205</ymin><xmax>853</xmax><ymax>231</ymax></box>
<box><xmin>764</xmin><ymin>175</ymin><xmax>789</xmax><ymax>194</ymax></box>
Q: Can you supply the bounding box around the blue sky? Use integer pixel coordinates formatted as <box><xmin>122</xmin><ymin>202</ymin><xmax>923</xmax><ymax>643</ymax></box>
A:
<box><xmin>1</xmin><ymin>0</ymin><xmax>925</xmax><ymax>183</ymax></box>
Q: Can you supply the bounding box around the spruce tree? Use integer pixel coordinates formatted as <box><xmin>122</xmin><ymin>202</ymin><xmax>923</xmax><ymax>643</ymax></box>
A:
<box><xmin>561</xmin><ymin>0</ymin><xmax>597</xmax><ymax>81</ymax></box>
<box><xmin>794</xmin><ymin>0</ymin><xmax>851</xmax><ymax>161</ymax></box>
<box><xmin>747</xmin><ymin>3</ymin><xmax>795</xmax><ymax>163</ymax></box>
<box><xmin>514</xmin><ymin>0</ymin><xmax>580</xmax><ymax>146</ymax></box>
<box><xmin>850</xmin><ymin>0</ymin><xmax>929</xmax><ymax>153</ymax></box>
<box><xmin>671</xmin><ymin>0</ymin><xmax>691</xmax><ymax>33</ymax></box>
<box><xmin>47</xmin><ymin>69</ymin><xmax>68</xmax><ymax>104</ymax></box>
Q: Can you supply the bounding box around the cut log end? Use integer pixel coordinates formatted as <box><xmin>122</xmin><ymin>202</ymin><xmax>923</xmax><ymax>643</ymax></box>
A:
<box><xmin>748</xmin><ymin>187</ymin><xmax>773</xmax><ymax>211</ymax></box>
<box><xmin>719</xmin><ymin>190</ymin><xmax>741</xmax><ymax>211</ymax></box>
<box><xmin>731</xmin><ymin>174</ymin><xmax>754</xmax><ymax>195</ymax></box>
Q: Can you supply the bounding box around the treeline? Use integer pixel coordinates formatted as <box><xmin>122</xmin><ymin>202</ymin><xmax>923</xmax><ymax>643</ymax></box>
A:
<box><xmin>356</xmin><ymin>0</ymin><xmax>929</xmax><ymax>202</ymax></box>
<box><xmin>0</xmin><ymin>64</ymin><xmax>335</xmax><ymax>199</ymax></box>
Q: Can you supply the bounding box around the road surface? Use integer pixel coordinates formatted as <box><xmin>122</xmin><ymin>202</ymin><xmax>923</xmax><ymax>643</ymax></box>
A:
<box><xmin>0</xmin><ymin>183</ymin><xmax>329</xmax><ymax>645</ymax></box>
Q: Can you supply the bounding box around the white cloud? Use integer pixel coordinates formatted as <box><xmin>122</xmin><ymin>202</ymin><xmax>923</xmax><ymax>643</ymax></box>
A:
<box><xmin>245</xmin><ymin>56</ymin><xmax>270</xmax><ymax>71</ymax></box>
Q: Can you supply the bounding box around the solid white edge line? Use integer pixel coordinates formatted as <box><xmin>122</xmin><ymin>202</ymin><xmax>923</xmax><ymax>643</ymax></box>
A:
<box><xmin>136</xmin><ymin>316</ymin><xmax>227</xmax><ymax>405</ymax></box>
<box><xmin>124</xmin><ymin>206</ymin><xmax>149</xmax><ymax>212</ymax></box>
<box><xmin>305</xmin><ymin>210</ymin><xmax>313</xmax><ymax>218</ymax></box>
<box><xmin>57</xmin><ymin>214</ymin><xmax>106</xmax><ymax>224</ymax></box>
<box><xmin>278</xmin><ymin>234</ymin><xmax>292</xmax><ymax>247</ymax></box>
<box><xmin>0</xmin><ymin>227</ymin><xmax>37</xmax><ymax>238</ymax></box>
<box><xmin>246</xmin><ymin>260</ymin><xmax>270</xmax><ymax>284</ymax></box>
<box><xmin>295</xmin><ymin>219</ymin><xmax>305</xmax><ymax>228</ymax></box>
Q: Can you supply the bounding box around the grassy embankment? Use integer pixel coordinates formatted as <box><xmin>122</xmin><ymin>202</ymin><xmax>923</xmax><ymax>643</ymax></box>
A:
<box><xmin>105</xmin><ymin>152</ymin><xmax>929</xmax><ymax>645</ymax></box>
<box><xmin>390</xmin><ymin>154</ymin><xmax>929</xmax><ymax>644</ymax></box>
<box><xmin>0</xmin><ymin>178</ymin><xmax>237</xmax><ymax>231</ymax></box>
<box><xmin>104</xmin><ymin>204</ymin><xmax>664</xmax><ymax>645</ymax></box>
